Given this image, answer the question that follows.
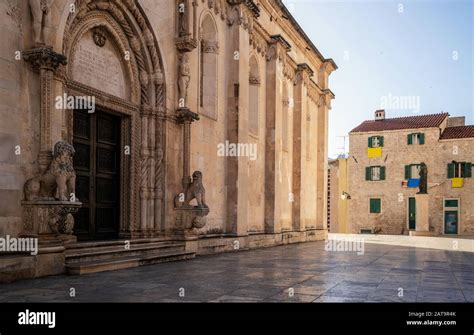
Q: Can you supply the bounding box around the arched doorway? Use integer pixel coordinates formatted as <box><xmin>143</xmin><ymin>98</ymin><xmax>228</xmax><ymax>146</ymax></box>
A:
<box><xmin>61</xmin><ymin>1</ymin><xmax>166</xmax><ymax>240</ymax></box>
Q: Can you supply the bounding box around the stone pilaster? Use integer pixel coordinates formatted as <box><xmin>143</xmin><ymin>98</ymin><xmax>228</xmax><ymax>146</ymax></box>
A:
<box><xmin>23</xmin><ymin>47</ymin><xmax>67</xmax><ymax>172</ymax></box>
<box><xmin>316</xmin><ymin>93</ymin><xmax>331</xmax><ymax>230</ymax></box>
<box><xmin>292</xmin><ymin>63</ymin><xmax>314</xmax><ymax>231</ymax></box>
<box><xmin>264</xmin><ymin>36</ymin><xmax>291</xmax><ymax>234</ymax></box>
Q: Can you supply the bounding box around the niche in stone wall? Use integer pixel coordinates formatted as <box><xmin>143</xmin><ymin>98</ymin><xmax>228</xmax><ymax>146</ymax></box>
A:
<box><xmin>199</xmin><ymin>14</ymin><xmax>218</xmax><ymax>120</ymax></box>
<box><xmin>249</xmin><ymin>56</ymin><xmax>260</xmax><ymax>136</ymax></box>
<box><xmin>282</xmin><ymin>82</ymin><xmax>290</xmax><ymax>151</ymax></box>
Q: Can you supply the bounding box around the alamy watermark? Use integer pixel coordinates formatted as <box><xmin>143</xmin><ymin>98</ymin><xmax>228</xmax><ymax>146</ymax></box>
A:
<box><xmin>380</xmin><ymin>92</ymin><xmax>420</xmax><ymax>113</ymax></box>
<box><xmin>217</xmin><ymin>141</ymin><xmax>257</xmax><ymax>161</ymax></box>
<box><xmin>18</xmin><ymin>309</ymin><xmax>55</xmax><ymax>329</ymax></box>
<box><xmin>55</xmin><ymin>93</ymin><xmax>96</xmax><ymax>114</ymax></box>
<box><xmin>325</xmin><ymin>237</ymin><xmax>365</xmax><ymax>255</ymax></box>
<box><xmin>0</xmin><ymin>235</ymin><xmax>38</xmax><ymax>256</ymax></box>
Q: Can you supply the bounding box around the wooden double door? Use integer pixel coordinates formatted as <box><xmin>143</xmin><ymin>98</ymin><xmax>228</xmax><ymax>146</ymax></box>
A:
<box><xmin>73</xmin><ymin>109</ymin><xmax>121</xmax><ymax>240</ymax></box>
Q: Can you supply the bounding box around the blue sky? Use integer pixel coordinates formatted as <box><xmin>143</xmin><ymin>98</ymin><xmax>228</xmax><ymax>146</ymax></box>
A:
<box><xmin>283</xmin><ymin>0</ymin><xmax>473</xmax><ymax>157</ymax></box>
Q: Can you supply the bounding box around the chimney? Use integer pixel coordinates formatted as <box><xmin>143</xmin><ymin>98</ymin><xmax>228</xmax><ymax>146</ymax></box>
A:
<box><xmin>375</xmin><ymin>109</ymin><xmax>385</xmax><ymax>121</ymax></box>
<box><xmin>447</xmin><ymin>116</ymin><xmax>465</xmax><ymax>127</ymax></box>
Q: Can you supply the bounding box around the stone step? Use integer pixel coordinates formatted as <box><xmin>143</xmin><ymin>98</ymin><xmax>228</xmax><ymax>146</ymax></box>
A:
<box><xmin>65</xmin><ymin>242</ymin><xmax>186</xmax><ymax>264</ymax></box>
<box><xmin>66</xmin><ymin>250</ymin><xmax>195</xmax><ymax>275</ymax></box>
<box><xmin>65</xmin><ymin>237</ymin><xmax>171</xmax><ymax>250</ymax></box>
<box><xmin>66</xmin><ymin>257</ymin><xmax>140</xmax><ymax>275</ymax></box>
<box><xmin>65</xmin><ymin>239</ymin><xmax>179</xmax><ymax>255</ymax></box>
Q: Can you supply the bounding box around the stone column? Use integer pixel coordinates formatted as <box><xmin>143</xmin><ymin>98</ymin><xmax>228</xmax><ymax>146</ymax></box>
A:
<box><xmin>264</xmin><ymin>37</ymin><xmax>291</xmax><ymax>234</ymax></box>
<box><xmin>316</xmin><ymin>95</ymin><xmax>329</xmax><ymax>230</ymax></box>
<box><xmin>315</xmin><ymin>60</ymin><xmax>337</xmax><ymax>231</ymax></box>
<box><xmin>23</xmin><ymin>47</ymin><xmax>67</xmax><ymax>171</ymax></box>
<box><xmin>292</xmin><ymin>64</ymin><xmax>314</xmax><ymax>232</ymax></box>
<box><xmin>225</xmin><ymin>9</ymin><xmax>249</xmax><ymax>236</ymax></box>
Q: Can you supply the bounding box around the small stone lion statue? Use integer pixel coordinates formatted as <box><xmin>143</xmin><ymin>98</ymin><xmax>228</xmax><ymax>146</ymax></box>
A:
<box><xmin>187</xmin><ymin>171</ymin><xmax>207</xmax><ymax>208</ymax></box>
<box><xmin>24</xmin><ymin>141</ymin><xmax>77</xmax><ymax>202</ymax></box>
<box><xmin>175</xmin><ymin>171</ymin><xmax>207</xmax><ymax>208</ymax></box>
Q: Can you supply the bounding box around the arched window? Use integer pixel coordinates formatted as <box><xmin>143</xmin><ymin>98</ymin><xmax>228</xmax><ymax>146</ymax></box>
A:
<box><xmin>249</xmin><ymin>56</ymin><xmax>260</xmax><ymax>135</ymax></box>
<box><xmin>200</xmin><ymin>14</ymin><xmax>218</xmax><ymax>119</ymax></box>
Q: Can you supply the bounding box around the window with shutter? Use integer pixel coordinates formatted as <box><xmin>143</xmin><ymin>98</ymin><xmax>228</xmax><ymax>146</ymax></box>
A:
<box><xmin>369</xmin><ymin>198</ymin><xmax>382</xmax><ymax>214</ymax></box>
<box><xmin>449</xmin><ymin>162</ymin><xmax>472</xmax><ymax>178</ymax></box>
<box><xmin>369</xmin><ymin>136</ymin><xmax>383</xmax><ymax>148</ymax></box>
<box><xmin>405</xmin><ymin>165</ymin><xmax>411</xmax><ymax>179</ymax></box>
<box><xmin>408</xmin><ymin>133</ymin><xmax>425</xmax><ymax>145</ymax></box>
<box><xmin>411</xmin><ymin>164</ymin><xmax>421</xmax><ymax>178</ymax></box>
<box><xmin>419</xmin><ymin>133</ymin><xmax>425</xmax><ymax>145</ymax></box>
<box><xmin>465</xmin><ymin>162</ymin><xmax>472</xmax><ymax>178</ymax></box>
<box><xmin>366</xmin><ymin>166</ymin><xmax>386</xmax><ymax>181</ymax></box>
<box><xmin>448</xmin><ymin>163</ymin><xmax>455</xmax><ymax>178</ymax></box>
<box><xmin>371</xmin><ymin>166</ymin><xmax>381</xmax><ymax>181</ymax></box>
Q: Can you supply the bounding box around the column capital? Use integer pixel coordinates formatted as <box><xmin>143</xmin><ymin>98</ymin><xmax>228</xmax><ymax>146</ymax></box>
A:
<box><xmin>176</xmin><ymin>107</ymin><xmax>200</xmax><ymax>124</ymax></box>
<box><xmin>266</xmin><ymin>35</ymin><xmax>291</xmax><ymax>63</ymax></box>
<box><xmin>23</xmin><ymin>47</ymin><xmax>67</xmax><ymax>72</ymax></box>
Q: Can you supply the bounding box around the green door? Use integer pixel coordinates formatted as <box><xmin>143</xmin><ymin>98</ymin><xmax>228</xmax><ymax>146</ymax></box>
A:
<box><xmin>408</xmin><ymin>197</ymin><xmax>416</xmax><ymax>230</ymax></box>
<box><xmin>444</xmin><ymin>211</ymin><xmax>458</xmax><ymax>234</ymax></box>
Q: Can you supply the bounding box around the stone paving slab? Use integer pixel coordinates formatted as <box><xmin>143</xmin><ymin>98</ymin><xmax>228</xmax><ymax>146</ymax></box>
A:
<box><xmin>0</xmin><ymin>241</ymin><xmax>473</xmax><ymax>302</ymax></box>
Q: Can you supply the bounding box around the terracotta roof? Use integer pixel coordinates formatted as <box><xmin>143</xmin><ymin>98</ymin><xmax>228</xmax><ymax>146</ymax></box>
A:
<box><xmin>440</xmin><ymin>126</ymin><xmax>474</xmax><ymax>140</ymax></box>
<box><xmin>350</xmin><ymin>113</ymin><xmax>449</xmax><ymax>133</ymax></box>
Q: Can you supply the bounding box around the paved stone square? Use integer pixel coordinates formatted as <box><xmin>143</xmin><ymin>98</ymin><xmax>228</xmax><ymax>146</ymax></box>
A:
<box><xmin>1</xmin><ymin>241</ymin><xmax>473</xmax><ymax>303</ymax></box>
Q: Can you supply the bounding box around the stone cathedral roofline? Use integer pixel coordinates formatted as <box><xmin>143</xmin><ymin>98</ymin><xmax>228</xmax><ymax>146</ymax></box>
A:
<box><xmin>265</xmin><ymin>0</ymin><xmax>338</xmax><ymax>72</ymax></box>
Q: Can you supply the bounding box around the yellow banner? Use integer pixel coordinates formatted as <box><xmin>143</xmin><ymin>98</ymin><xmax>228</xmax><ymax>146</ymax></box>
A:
<box><xmin>367</xmin><ymin>147</ymin><xmax>382</xmax><ymax>158</ymax></box>
<box><xmin>452</xmin><ymin>178</ymin><xmax>464</xmax><ymax>188</ymax></box>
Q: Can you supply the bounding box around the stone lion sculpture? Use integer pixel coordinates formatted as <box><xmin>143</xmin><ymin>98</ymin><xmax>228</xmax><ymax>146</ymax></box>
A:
<box><xmin>187</xmin><ymin>171</ymin><xmax>207</xmax><ymax>208</ymax></box>
<box><xmin>24</xmin><ymin>141</ymin><xmax>77</xmax><ymax>202</ymax></box>
<box><xmin>174</xmin><ymin>171</ymin><xmax>207</xmax><ymax>208</ymax></box>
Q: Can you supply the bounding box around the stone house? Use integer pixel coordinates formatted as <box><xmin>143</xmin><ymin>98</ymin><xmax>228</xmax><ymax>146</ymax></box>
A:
<box><xmin>327</xmin><ymin>156</ymin><xmax>349</xmax><ymax>233</ymax></box>
<box><xmin>0</xmin><ymin>0</ymin><xmax>336</xmax><ymax>282</ymax></box>
<box><xmin>348</xmin><ymin>110</ymin><xmax>474</xmax><ymax>236</ymax></box>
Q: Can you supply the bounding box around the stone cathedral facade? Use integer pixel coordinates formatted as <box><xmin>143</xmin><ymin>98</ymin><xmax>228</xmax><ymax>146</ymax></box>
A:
<box><xmin>0</xmin><ymin>0</ymin><xmax>336</xmax><ymax>281</ymax></box>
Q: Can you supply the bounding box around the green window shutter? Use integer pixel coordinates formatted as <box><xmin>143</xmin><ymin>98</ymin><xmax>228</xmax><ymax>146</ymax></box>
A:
<box><xmin>380</xmin><ymin>166</ymin><xmax>386</xmax><ymax>180</ymax></box>
<box><xmin>465</xmin><ymin>162</ymin><xmax>472</xmax><ymax>178</ymax></box>
<box><xmin>379</xmin><ymin>136</ymin><xmax>384</xmax><ymax>147</ymax></box>
<box><xmin>447</xmin><ymin>163</ymin><xmax>455</xmax><ymax>179</ymax></box>
<box><xmin>368</xmin><ymin>137</ymin><xmax>373</xmax><ymax>148</ymax></box>
<box><xmin>407</xmin><ymin>134</ymin><xmax>413</xmax><ymax>145</ymax></box>
<box><xmin>419</xmin><ymin>133</ymin><xmax>425</xmax><ymax>145</ymax></box>
<box><xmin>370</xmin><ymin>199</ymin><xmax>381</xmax><ymax>213</ymax></box>
<box><xmin>366</xmin><ymin>167</ymin><xmax>371</xmax><ymax>181</ymax></box>
<box><xmin>405</xmin><ymin>165</ymin><xmax>411</xmax><ymax>179</ymax></box>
